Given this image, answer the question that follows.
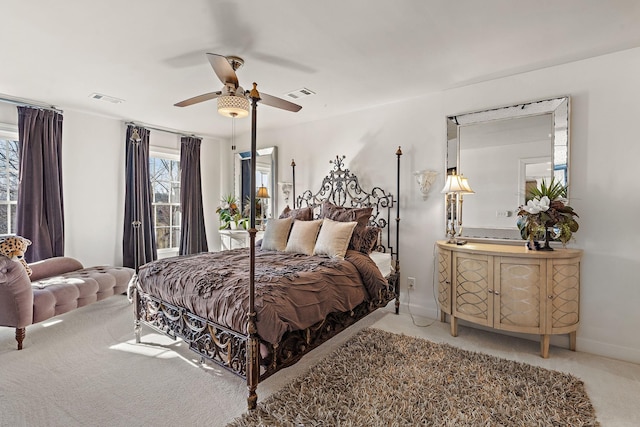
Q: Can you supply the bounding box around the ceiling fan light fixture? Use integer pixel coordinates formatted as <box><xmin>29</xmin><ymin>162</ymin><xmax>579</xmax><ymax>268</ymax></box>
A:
<box><xmin>218</xmin><ymin>94</ymin><xmax>249</xmax><ymax>118</ymax></box>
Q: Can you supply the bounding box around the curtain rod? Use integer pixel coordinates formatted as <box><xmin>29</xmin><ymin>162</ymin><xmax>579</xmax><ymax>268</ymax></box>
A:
<box><xmin>0</xmin><ymin>96</ymin><xmax>63</xmax><ymax>114</ymax></box>
<box><xmin>125</xmin><ymin>121</ymin><xmax>202</xmax><ymax>139</ymax></box>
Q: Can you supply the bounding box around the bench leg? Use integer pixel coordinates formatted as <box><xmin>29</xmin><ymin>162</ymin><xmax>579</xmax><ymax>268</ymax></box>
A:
<box><xmin>16</xmin><ymin>327</ymin><xmax>25</xmax><ymax>350</ymax></box>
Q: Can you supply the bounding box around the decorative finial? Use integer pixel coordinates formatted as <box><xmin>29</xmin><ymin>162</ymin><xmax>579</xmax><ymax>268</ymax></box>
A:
<box><xmin>250</xmin><ymin>82</ymin><xmax>260</xmax><ymax>100</ymax></box>
<box><xmin>329</xmin><ymin>155</ymin><xmax>346</xmax><ymax>170</ymax></box>
<box><xmin>130</xmin><ymin>128</ymin><xmax>141</xmax><ymax>143</ymax></box>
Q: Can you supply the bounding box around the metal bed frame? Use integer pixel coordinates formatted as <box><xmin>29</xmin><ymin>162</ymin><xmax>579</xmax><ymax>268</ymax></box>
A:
<box><xmin>131</xmin><ymin>88</ymin><xmax>402</xmax><ymax>409</ymax></box>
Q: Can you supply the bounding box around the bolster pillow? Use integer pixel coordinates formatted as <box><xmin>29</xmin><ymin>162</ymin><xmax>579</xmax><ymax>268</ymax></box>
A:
<box><xmin>29</xmin><ymin>257</ymin><xmax>84</xmax><ymax>282</ymax></box>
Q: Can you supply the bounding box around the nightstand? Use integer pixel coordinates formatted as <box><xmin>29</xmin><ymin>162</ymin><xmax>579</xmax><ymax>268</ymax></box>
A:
<box><xmin>219</xmin><ymin>229</ymin><xmax>264</xmax><ymax>251</ymax></box>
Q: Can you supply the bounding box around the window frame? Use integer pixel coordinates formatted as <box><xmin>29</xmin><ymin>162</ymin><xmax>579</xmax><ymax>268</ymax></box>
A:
<box><xmin>149</xmin><ymin>149</ymin><xmax>181</xmax><ymax>254</ymax></box>
<box><xmin>0</xmin><ymin>123</ymin><xmax>19</xmax><ymax>235</ymax></box>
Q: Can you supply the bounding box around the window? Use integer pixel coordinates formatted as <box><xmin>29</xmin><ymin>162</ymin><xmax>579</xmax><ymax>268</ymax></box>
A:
<box><xmin>149</xmin><ymin>155</ymin><xmax>181</xmax><ymax>251</ymax></box>
<box><xmin>0</xmin><ymin>127</ymin><xmax>19</xmax><ymax>234</ymax></box>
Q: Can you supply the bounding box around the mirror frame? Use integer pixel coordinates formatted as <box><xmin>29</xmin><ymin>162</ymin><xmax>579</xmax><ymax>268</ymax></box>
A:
<box><xmin>235</xmin><ymin>146</ymin><xmax>278</xmax><ymax>222</ymax></box>
<box><xmin>446</xmin><ymin>96</ymin><xmax>571</xmax><ymax>241</ymax></box>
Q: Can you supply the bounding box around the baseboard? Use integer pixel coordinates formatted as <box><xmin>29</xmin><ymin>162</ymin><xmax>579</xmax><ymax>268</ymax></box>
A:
<box><xmin>577</xmin><ymin>337</ymin><xmax>640</xmax><ymax>365</ymax></box>
<box><xmin>391</xmin><ymin>300</ymin><xmax>640</xmax><ymax>365</ymax></box>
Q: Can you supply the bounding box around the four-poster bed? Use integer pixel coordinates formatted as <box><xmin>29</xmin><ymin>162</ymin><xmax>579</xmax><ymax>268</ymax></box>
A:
<box><xmin>131</xmin><ymin>84</ymin><xmax>402</xmax><ymax>409</ymax></box>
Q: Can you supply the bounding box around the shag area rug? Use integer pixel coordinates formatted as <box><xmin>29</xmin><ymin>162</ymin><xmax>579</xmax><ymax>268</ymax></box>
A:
<box><xmin>228</xmin><ymin>328</ymin><xmax>599</xmax><ymax>426</ymax></box>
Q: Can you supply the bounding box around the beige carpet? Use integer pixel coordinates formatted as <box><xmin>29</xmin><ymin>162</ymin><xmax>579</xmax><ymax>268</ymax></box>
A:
<box><xmin>0</xmin><ymin>296</ymin><xmax>249</xmax><ymax>426</ymax></box>
<box><xmin>228</xmin><ymin>328</ymin><xmax>599</xmax><ymax>427</ymax></box>
<box><xmin>0</xmin><ymin>297</ymin><xmax>604</xmax><ymax>426</ymax></box>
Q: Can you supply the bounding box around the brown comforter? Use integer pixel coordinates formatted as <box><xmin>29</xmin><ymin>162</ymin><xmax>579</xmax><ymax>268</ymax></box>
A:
<box><xmin>137</xmin><ymin>248</ymin><xmax>389</xmax><ymax>344</ymax></box>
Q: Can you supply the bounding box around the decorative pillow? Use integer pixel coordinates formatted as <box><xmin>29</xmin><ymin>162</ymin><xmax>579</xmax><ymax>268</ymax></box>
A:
<box><xmin>260</xmin><ymin>217</ymin><xmax>293</xmax><ymax>251</ymax></box>
<box><xmin>285</xmin><ymin>219</ymin><xmax>323</xmax><ymax>255</ymax></box>
<box><xmin>353</xmin><ymin>226</ymin><xmax>381</xmax><ymax>254</ymax></box>
<box><xmin>279</xmin><ymin>205</ymin><xmax>314</xmax><ymax>221</ymax></box>
<box><xmin>320</xmin><ymin>202</ymin><xmax>373</xmax><ymax>253</ymax></box>
<box><xmin>313</xmin><ymin>218</ymin><xmax>358</xmax><ymax>259</ymax></box>
<box><xmin>0</xmin><ymin>235</ymin><xmax>33</xmax><ymax>276</ymax></box>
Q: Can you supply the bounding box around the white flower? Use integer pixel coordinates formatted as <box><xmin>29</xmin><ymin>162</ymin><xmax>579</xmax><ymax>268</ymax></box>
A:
<box><xmin>523</xmin><ymin>196</ymin><xmax>550</xmax><ymax>214</ymax></box>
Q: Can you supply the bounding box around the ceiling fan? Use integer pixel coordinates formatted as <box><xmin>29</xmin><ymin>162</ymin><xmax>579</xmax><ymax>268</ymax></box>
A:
<box><xmin>174</xmin><ymin>53</ymin><xmax>302</xmax><ymax>116</ymax></box>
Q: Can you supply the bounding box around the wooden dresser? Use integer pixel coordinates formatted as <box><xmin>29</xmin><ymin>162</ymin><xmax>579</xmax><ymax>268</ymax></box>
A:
<box><xmin>436</xmin><ymin>240</ymin><xmax>583</xmax><ymax>358</ymax></box>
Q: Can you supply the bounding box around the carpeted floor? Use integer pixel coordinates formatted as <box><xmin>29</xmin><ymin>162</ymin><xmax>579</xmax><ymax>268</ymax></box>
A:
<box><xmin>5</xmin><ymin>296</ymin><xmax>637</xmax><ymax>426</ymax></box>
<box><xmin>228</xmin><ymin>328</ymin><xmax>599</xmax><ymax>427</ymax></box>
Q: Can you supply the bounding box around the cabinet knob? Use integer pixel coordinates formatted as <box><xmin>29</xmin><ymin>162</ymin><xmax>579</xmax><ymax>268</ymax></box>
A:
<box><xmin>548</xmin><ymin>295</ymin><xmax>554</xmax><ymax>299</ymax></box>
<box><xmin>494</xmin><ymin>291</ymin><xmax>500</xmax><ymax>296</ymax></box>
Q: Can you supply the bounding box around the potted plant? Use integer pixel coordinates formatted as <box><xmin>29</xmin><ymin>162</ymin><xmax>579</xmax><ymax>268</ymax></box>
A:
<box><xmin>516</xmin><ymin>178</ymin><xmax>579</xmax><ymax>250</ymax></box>
<box><xmin>216</xmin><ymin>194</ymin><xmax>241</xmax><ymax>230</ymax></box>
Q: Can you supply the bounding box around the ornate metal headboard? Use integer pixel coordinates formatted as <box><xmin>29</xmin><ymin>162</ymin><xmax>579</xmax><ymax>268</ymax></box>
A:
<box><xmin>293</xmin><ymin>153</ymin><xmax>399</xmax><ymax>256</ymax></box>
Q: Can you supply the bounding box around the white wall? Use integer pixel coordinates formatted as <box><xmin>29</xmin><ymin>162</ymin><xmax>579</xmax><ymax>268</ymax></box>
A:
<box><xmin>230</xmin><ymin>47</ymin><xmax>640</xmax><ymax>364</ymax></box>
<box><xmin>62</xmin><ymin>110</ymin><xmax>127</xmax><ymax>266</ymax></box>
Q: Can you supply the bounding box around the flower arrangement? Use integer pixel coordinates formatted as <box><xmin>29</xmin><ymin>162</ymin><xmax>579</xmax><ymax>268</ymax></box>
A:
<box><xmin>516</xmin><ymin>178</ymin><xmax>579</xmax><ymax>248</ymax></box>
<box><xmin>243</xmin><ymin>196</ymin><xmax>264</xmax><ymax>219</ymax></box>
<box><xmin>216</xmin><ymin>194</ymin><xmax>246</xmax><ymax>230</ymax></box>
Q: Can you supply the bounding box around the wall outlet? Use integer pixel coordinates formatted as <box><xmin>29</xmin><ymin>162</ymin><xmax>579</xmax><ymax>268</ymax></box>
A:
<box><xmin>407</xmin><ymin>277</ymin><xmax>416</xmax><ymax>289</ymax></box>
<box><xmin>496</xmin><ymin>210</ymin><xmax>513</xmax><ymax>218</ymax></box>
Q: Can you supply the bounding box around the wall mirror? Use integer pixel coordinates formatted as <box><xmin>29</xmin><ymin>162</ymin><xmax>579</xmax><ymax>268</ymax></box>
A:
<box><xmin>446</xmin><ymin>96</ymin><xmax>570</xmax><ymax>240</ymax></box>
<box><xmin>235</xmin><ymin>146</ymin><xmax>277</xmax><ymax>224</ymax></box>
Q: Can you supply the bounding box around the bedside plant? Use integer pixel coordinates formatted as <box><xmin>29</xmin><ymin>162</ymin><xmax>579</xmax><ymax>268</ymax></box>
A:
<box><xmin>216</xmin><ymin>194</ymin><xmax>244</xmax><ymax>230</ymax></box>
<box><xmin>516</xmin><ymin>178</ymin><xmax>579</xmax><ymax>250</ymax></box>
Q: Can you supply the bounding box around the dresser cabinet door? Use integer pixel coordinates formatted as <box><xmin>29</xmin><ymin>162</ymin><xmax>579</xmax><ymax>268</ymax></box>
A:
<box><xmin>453</xmin><ymin>252</ymin><xmax>492</xmax><ymax>327</ymax></box>
<box><xmin>547</xmin><ymin>257</ymin><xmax>581</xmax><ymax>334</ymax></box>
<box><xmin>493</xmin><ymin>257</ymin><xmax>546</xmax><ymax>334</ymax></box>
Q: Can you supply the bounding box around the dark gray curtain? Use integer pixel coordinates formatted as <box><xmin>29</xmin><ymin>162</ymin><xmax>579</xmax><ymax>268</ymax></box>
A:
<box><xmin>241</xmin><ymin>158</ymin><xmax>251</xmax><ymax>213</ymax></box>
<box><xmin>123</xmin><ymin>126</ymin><xmax>156</xmax><ymax>269</ymax></box>
<box><xmin>16</xmin><ymin>106</ymin><xmax>64</xmax><ymax>263</ymax></box>
<box><xmin>179</xmin><ymin>137</ymin><xmax>208</xmax><ymax>255</ymax></box>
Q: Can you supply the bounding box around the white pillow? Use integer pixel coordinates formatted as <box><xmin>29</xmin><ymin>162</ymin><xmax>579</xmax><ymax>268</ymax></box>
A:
<box><xmin>260</xmin><ymin>217</ymin><xmax>293</xmax><ymax>251</ymax></box>
<box><xmin>313</xmin><ymin>218</ymin><xmax>358</xmax><ymax>259</ymax></box>
<box><xmin>285</xmin><ymin>219</ymin><xmax>323</xmax><ymax>255</ymax></box>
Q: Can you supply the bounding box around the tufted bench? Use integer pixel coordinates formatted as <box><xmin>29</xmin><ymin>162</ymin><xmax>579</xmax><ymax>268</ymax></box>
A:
<box><xmin>0</xmin><ymin>255</ymin><xmax>135</xmax><ymax>349</ymax></box>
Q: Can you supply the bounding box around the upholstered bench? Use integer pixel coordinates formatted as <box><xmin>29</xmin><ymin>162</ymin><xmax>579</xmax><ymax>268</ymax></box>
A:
<box><xmin>0</xmin><ymin>255</ymin><xmax>135</xmax><ymax>349</ymax></box>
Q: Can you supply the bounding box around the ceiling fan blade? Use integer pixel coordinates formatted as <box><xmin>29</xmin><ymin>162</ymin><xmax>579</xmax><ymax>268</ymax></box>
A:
<box><xmin>174</xmin><ymin>91</ymin><xmax>222</xmax><ymax>107</ymax></box>
<box><xmin>207</xmin><ymin>53</ymin><xmax>238</xmax><ymax>87</ymax></box>
<box><xmin>258</xmin><ymin>92</ymin><xmax>302</xmax><ymax>112</ymax></box>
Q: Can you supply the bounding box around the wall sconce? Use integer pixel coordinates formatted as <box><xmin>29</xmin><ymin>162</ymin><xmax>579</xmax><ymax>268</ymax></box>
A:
<box><xmin>441</xmin><ymin>173</ymin><xmax>474</xmax><ymax>244</ymax></box>
<box><xmin>279</xmin><ymin>182</ymin><xmax>293</xmax><ymax>205</ymax></box>
<box><xmin>414</xmin><ymin>170</ymin><xmax>438</xmax><ymax>199</ymax></box>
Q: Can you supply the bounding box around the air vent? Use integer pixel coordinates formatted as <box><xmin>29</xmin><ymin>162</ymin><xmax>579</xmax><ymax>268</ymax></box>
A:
<box><xmin>89</xmin><ymin>93</ymin><xmax>125</xmax><ymax>104</ymax></box>
<box><xmin>285</xmin><ymin>88</ymin><xmax>316</xmax><ymax>100</ymax></box>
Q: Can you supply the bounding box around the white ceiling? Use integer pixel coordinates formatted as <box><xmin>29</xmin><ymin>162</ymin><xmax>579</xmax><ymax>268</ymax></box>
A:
<box><xmin>2</xmin><ymin>0</ymin><xmax>640</xmax><ymax>139</ymax></box>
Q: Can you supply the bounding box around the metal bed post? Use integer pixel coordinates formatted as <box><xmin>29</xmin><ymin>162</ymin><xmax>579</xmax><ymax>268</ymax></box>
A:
<box><xmin>130</xmin><ymin>128</ymin><xmax>143</xmax><ymax>343</ymax></box>
<box><xmin>291</xmin><ymin>159</ymin><xmax>296</xmax><ymax>208</ymax></box>
<box><xmin>246</xmin><ymin>83</ymin><xmax>260</xmax><ymax>410</ymax></box>
<box><xmin>395</xmin><ymin>146</ymin><xmax>402</xmax><ymax>314</ymax></box>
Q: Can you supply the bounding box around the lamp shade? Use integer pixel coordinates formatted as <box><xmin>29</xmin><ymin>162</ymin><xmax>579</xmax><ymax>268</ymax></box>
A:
<box><xmin>441</xmin><ymin>174</ymin><xmax>464</xmax><ymax>193</ymax></box>
<box><xmin>459</xmin><ymin>176</ymin><xmax>475</xmax><ymax>194</ymax></box>
<box><xmin>218</xmin><ymin>95</ymin><xmax>249</xmax><ymax>118</ymax></box>
<box><xmin>256</xmin><ymin>186</ymin><xmax>270</xmax><ymax>198</ymax></box>
<box><xmin>441</xmin><ymin>174</ymin><xmax>474</xmax><ymax>194</ymax></box>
